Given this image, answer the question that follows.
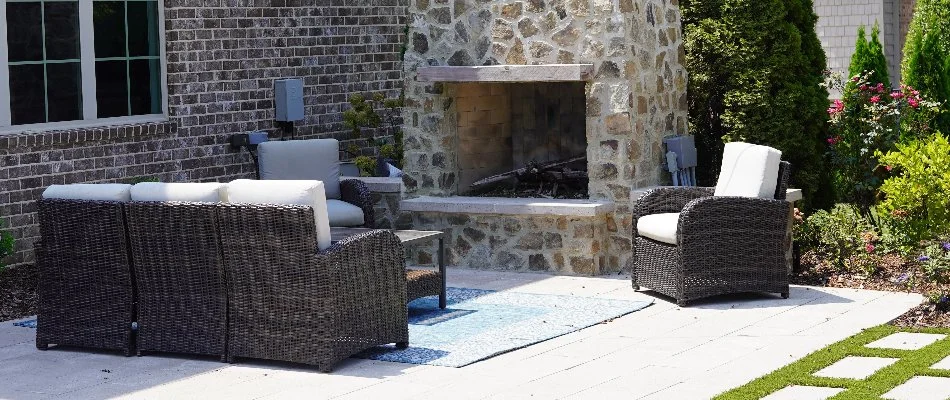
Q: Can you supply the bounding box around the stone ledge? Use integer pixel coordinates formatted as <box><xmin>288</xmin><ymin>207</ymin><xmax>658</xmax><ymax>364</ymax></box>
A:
<box><xmin>629</xmin><ymin>186</ymin><xmax>803</xmax><ymax>203</ymax></box>
<box><xmin>416</xmin><ymin>64</ymin><xmax>595</xmax><ymax>82</ymax></box>
<box><xmin>400</xmin><ymin>196</ymin><xmax>615</xmax><ymax>216</ymax></box>
<box><xmin>345</xmin><ymin>177</ymin><xmax>402</xmax><ymax>193</ymax></box>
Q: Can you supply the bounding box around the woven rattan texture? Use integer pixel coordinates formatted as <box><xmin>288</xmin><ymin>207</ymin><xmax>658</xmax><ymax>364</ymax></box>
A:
<box><xmin>340</xmin><ymin>179</ymin><xmax>375</xmax><ymax>228</ymax></box>
<box><xmin>34</xmin><ymin>199</ymin><xmax>135</xmax><ymax>355</ymax></box>
<box><xmin>217</xmin><ymin>203</ymin><xmax>408</xmax><ymax>372</ymax></box>
<box><xmin>125</xmin><ymin>202</ymin><xmax>228</xmax><ymax>360</ymax></box>
<box><xmin>406</xmin><ymin>269</ymin><xmax>442</xmax><ymax>302</ymax></box>
<box><xmin>632</xmin><ymin>162</ymin><xmax>792</xmax><ymax>306</ymax></box>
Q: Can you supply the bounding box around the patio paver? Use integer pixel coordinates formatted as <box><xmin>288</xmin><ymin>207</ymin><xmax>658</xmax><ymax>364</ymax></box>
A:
<box><xmin>882</xmin><ymin>376</ymin><xmax>950</xmax><ymax>400</ymax></box>
<box><xmin>0</xmin><ymin>269</ymin><xmax>923</xmax><ymax>400</ymax></box>
<box><xmin>812</xmin><ymin>356</ymin><xmax>899</xmax><ymax>379</ymax></box>
<box><xmin>865</xmin><ymin>332</ymin><xmax>947</xmax><ymax>350</ymax></box>
<box><xmin>760</xmin><ymin>385</ymin><xmax>846</xmax><ymax>400</ymax></box>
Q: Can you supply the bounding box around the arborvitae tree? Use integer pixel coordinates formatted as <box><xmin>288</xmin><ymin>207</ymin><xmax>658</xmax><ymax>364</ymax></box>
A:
<box><xmin>902</xmin><ymin>0</ymin><xmax>950</xmax><ymax>133</ymax></box>
<box><xmin>848</xmin><ymin>23</ymin><xmax>891</xmax><ymax>89</ymax></box>
<box><xmin>682</xmin><ymin>0</ymin><xmax>833</xmax><ymax>210</ymax></box>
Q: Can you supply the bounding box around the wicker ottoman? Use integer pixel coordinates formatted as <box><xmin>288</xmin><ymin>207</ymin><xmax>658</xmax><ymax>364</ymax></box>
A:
<box><xmin>332</xmin><ymin>227</ymin><xmax>447</xmax><ymax>309</ymax></box>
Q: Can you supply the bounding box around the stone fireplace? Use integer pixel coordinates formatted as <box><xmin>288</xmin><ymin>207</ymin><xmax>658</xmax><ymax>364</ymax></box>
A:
<box><xmin>400</xmin><ymin>0</ymin><xmax>688</xmax><ymax>275</ymax></box>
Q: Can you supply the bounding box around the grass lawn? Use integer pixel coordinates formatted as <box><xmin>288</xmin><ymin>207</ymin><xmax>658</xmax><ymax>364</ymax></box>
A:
<box><xmin>715</xmin><ymin>325</ymin><xmax>950</xmax><ymax>399</ymax></box>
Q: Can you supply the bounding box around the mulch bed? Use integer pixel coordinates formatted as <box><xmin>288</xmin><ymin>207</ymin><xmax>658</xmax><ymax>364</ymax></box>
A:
<box><xmin>0</xmin><ymin>264</ymin><xmax>37</xmax><ymax>321</ymax></box>
<box><xmin>793</xmin><ymin>250</ymin><xmax>949</xmax><ymax>328</ymax></box>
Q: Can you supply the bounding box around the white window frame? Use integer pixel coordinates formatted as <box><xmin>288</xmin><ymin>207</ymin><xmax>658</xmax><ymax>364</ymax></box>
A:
<box><xmin>0</xmin><ymin>0</ymin><xmax>168</xmax><ymax>135</ymax></box>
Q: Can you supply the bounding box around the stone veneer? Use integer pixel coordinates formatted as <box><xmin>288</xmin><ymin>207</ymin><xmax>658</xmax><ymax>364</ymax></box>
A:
<box><xmin>400</xmin><ymin>0</ymin><xmax>688</xmax><ymax>273</ymax></box>
<box><xmin>0</xmin><ymin>1</ymin><xmax>407</xmax><ymax>266</ymax></box>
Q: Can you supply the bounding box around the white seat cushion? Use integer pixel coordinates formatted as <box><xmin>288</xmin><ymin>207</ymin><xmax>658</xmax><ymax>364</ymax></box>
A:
<box><xmin>257</xmin><ymin>139</ymin><xmax>342</xmax><ymax>199</ymax></box>
<box><xmin>42</xmin><ymin>184</ymin><xmax>132</xmax><ymax>201</ymax></box>
<box><xmin>226</xmin><ymin>179</ymin><xmax>332</xmax><ymax>250</ymax></box>
<box><xmin>326</xmin><ymin>199</ymin><xmax>365</xmax><ymax>227</ymax></box>
<box><xmin>130</xmin><ymin>182</ymin><xmax>226</xmax><ymax>202</ymax></box>
<box><xmin>637</xmin><ymin>213</ymin><xmax>680</xmax><ymax>245</ymax></box>
<box><xmin>714</xmin><ymin>142</ymin><xmax>782</xmax><ymax>199</ymax></box>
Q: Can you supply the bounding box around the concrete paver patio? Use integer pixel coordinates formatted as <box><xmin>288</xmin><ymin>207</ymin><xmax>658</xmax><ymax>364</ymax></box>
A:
<box><xmin>0</xmin><ymin>269</ymin><xmax>922</xmax><ymax>400</ymax></box>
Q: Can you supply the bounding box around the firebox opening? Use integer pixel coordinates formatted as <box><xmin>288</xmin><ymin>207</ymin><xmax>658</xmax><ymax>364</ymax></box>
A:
<box><xmin>454</xmin><ymin>81</ymin><xmax>588</xmax><ymax>198</ymax></box>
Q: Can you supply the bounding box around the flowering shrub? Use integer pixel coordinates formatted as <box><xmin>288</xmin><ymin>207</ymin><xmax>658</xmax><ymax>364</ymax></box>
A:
<box><xmin>917</xmin><ymin>241</ymin><xmax>950</xmax><ymax>283</ymax></box>
<box><xmin>798</xmin><ymin>204</ymin><xmax>878</xmax><ymax>271</ymax></box>
<box><xmin>826</xmin><ymin>71</ymin><xmax>942</xmax><ymax>211</ymax></box>
<box><xmin>877</xmin><ymin>134</ymin><xmax>950</xmax><ymax>252</ymax></box>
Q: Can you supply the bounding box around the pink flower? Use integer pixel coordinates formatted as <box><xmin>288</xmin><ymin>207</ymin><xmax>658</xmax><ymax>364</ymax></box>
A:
<box><xmin>870</xmin><ymin>95</ymin><xmax>881</xmax><ymax>104</ymax></box>
<box><xmin>866</xmin><ymin>243</ymin><xmax>875</xmax><ymax>253</ymax></box>
<box><xmin>908</xmin><ymin>98</ymin><xmax>919</xmax><ymax>108</ymax></box>
<box><xmin>851</xmin><ymin>76</ymin><xmax>861</xmax><ymax>83</ymax></box>
<box><xmin>890</xmin><ymin>91</ymin><xmax>903</xmax><ymax>99</ymax></box>
<box><xmin>876</xmin><ymin>83</ymin><xmax>885</xmax><ymax>93</ymax></box>
<box><xmin>827</xmin><ymin>136</ymin><xmax>841</xmax><ymax>145</ymax></box>
<box><xmin>885</xmin><ymin>165</ymin><xmax>893</xmax><ymax>171</ymax></box>
<box><xmin>827</xmin><ymin>99</ymin><xmax>845</xmax><ymax>115</ymax></box>
<box><xmin>859</xmin><ymin>84</ymin><xmax>869</xmax><ymax>91</ymax></box>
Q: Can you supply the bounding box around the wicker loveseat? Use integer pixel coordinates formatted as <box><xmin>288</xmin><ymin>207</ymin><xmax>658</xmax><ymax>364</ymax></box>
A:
<box><xmin>631</xmin><ymin>142</ymin><xmax>793</xmax><ymax>306</ymax></box>
<box><xmin>34</xmin><ymin>180</ymin><xmax>408</xmax><ymax>372</ymax></box>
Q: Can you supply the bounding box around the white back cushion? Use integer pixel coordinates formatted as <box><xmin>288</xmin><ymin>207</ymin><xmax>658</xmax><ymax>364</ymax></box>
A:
<box><xmin>42</xmin><ymin>184</ymin><xmax>132</xmax><ymax>201</ymax></box>
<box><xmin>226</xmin><ymin>179</ymin><xmax>332</xmax><ymax>250</ymax></box>
<box><xmin>714</xmin><ymin>142</ymin><xmax>782</xmax><ymax>199</ymax></box>
<box><xmin>257</xmin><ymin>139</ymin><xmax>342</xmax><ymax>199</ymax></box>
<box><xmin>130</xmin><ymin>182</ymin><xmax>226</xmax><ymax>202</ymax></box>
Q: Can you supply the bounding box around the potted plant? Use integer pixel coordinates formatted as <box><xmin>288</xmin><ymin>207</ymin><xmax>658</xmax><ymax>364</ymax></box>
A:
<box><xmin>341</xmin><ymin>93</ymin><xmax>404</xmax><ymax>177</ymax></box>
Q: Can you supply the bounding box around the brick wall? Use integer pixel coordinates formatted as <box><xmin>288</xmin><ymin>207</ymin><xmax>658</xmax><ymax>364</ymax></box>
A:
<box><xmin>0</xmin><ymin>0</ymin><xmax>408</xmax><ymax>266</ymax></box>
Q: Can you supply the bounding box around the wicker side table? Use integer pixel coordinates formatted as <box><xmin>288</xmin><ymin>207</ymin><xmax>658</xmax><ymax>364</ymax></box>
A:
<box><xmin>331</xmin><ymin>228</ymin><xmax>446</xmax><ymax>309</ymax></box>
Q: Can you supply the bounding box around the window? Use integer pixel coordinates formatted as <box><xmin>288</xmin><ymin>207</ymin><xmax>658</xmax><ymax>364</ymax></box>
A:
<box><xmin>0</xmin><ymin>0</ymin><xmax>164</xmax><ymax>131</ymax></box>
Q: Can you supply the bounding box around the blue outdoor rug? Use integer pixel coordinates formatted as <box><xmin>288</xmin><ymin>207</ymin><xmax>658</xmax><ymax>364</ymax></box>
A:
<box><xmin>358</xmin><ymin>287</ymin><xmax>653</xmax><ymax>367</ymax></box>
<box><xmin>9</xmin><ymin>288</ymin><xmax>653</xmax><ymax>368</ymax></box>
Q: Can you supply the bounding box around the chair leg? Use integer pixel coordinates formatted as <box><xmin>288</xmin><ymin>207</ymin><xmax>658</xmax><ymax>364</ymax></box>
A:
<box><xmin>36</xmin><ymin>342</ymin><xmax>48</xmax><ymax>351</ymax></box>
<box><xmin>677</xmin><ymin>299</ymin><xmax>688</xmax><ymax>307</ymax></box>
<box><xmin>781</xmin><ymin>292</ymin><xmax>789</xmax><ymax>299</ymax></box>
<box><xmin>396</xmin><ymin>341</ymin><xmax>409</xmax><ymax>349</ymax></box>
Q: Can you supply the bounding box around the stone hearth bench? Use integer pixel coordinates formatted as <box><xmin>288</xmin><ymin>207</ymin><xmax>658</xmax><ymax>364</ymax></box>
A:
<box><xmin>400</xmin><ymin>196</ymin><xmax>617</xmax><ymax>275</ymax></box>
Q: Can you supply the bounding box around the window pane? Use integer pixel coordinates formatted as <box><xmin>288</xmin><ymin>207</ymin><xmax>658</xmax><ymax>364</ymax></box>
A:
<box><xmin>93</xmin><ymin>1</ymin><xmax>126</xmax><ymax>58</ymax></box>
<box><xmin>6</xmin><ymin>2</ymin><xmax>43</xmax><ymax>62</ymax></box>
<box><xmin>127</xmin><ymin>1</ymin><xmax>159</xmax><ymax>57</ymax></box>
<box><xmin>96</xmin><ymin>60</ymin><xmax>128</xmax><ymax>117</ymax></box>
<box><xmin>9</xmin><ymin>64</ymin><xmax>46</xmax><ymax>125</ymax></box>
<box><xmin>129</xmin><ymin>59</ymin><xmax>160</xmax><ymax>115</ymax></box>
<box><xmin>44</xmin><ymin>2</ymin><xmax>80</xmax><ymax>60</ymax></box>
<box><xmin>46</xmin><ymin>62</ymin><xmax>83</xmax><ymax>122</ymax></box>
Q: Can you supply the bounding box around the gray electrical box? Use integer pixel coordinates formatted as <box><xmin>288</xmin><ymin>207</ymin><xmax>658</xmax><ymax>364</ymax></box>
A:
<box><xmin>274</xmin><ymin>78</ymin><xmax>304</xmax><ymax>122</ymax></box>
<box><xmin>663</xmin><ymin>135</ymin><xmax>697</xmax><ymax>168</ymax></box>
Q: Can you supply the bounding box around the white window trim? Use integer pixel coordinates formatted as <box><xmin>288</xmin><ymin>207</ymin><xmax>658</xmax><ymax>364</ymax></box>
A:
<box><xmin>0</xmin><ymin>0</ymin><xmax>168</xmax><ymax>136</ymax></box>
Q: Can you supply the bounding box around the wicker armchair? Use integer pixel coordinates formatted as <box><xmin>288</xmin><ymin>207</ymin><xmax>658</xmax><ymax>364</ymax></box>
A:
<box><xmin>632</xmin><ymin>144</ymin><xmax>792</xmax><ymax>306</ymax></box>
<box><xmin>217</xmin><ymin>203</ymin><xmax>408</xmax><ymax>372</ymax></box>
<box><xmin>258</xmin><ymin>138</ymin><xmax>375</xmax><ymax>228</ymax></box>
<box><xmin>125</xmin><ymin>201</ymin><xmax>228</xmax><ymax>360</ymax></box>
<box><xmin>35</xmin><ymin>198</ymin><xmax>135</xmax><ymax>355</ymax></box>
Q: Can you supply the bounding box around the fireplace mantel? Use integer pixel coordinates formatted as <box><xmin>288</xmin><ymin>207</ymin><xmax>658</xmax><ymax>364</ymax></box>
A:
<box><xmin>416</xmin><ymin>64</ymin><xmax>594</xmax><ymax>82</ymax></box>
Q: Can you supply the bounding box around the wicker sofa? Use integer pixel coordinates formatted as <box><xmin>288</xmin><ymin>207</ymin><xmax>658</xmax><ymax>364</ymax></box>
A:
<box><xmin>631</xmin><ymin>142</ymin><xmax>793</xmax><ymax>306</ymax></box>
<box><xmin>34</xmin><ymin>180</ymin><xmax>408</xmax><ymax>372</ymax></box>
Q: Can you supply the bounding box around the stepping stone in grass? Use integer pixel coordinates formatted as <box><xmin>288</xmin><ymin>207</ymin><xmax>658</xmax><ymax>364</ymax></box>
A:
<box><xmin>865</xmin><ymin>332</ymin><xmax>946</xmax><ymax>351</ymax></box>
<box><xmin>761</xmin><ymin>385</ymin><xmax>845</xmax><ymax>400</ymax></box>
<box><xmin>882</xmin><ymin>376</ymin><xmax>950</xmax><ymax>400</ymax></box>
<box><xmin>813</xmin><ymin>356</ymin><xmax>900</xmax><ymax>379</ymax></box>
<box><xmin>930</xmin><ymin>354</ymin><xmax>950</xmax><ymax>370</ymax></box>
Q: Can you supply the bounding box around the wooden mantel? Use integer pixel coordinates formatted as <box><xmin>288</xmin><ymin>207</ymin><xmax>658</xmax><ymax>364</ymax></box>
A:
<box><xmin>416</xmin><ymin>64</ymin><xmax>595</xmax><ymax>82</ymax></box>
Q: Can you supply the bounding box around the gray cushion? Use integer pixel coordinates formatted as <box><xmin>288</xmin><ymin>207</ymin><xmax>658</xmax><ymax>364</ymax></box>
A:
<box><xmin>257</xmin><ymin>139</ymin><xmax>342</xmax><ymax>199</ymax></box>
<box><xmin>326</xmin><ymin>199</ymin><xmax>365</xmax><ymax>227</ymax></box>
